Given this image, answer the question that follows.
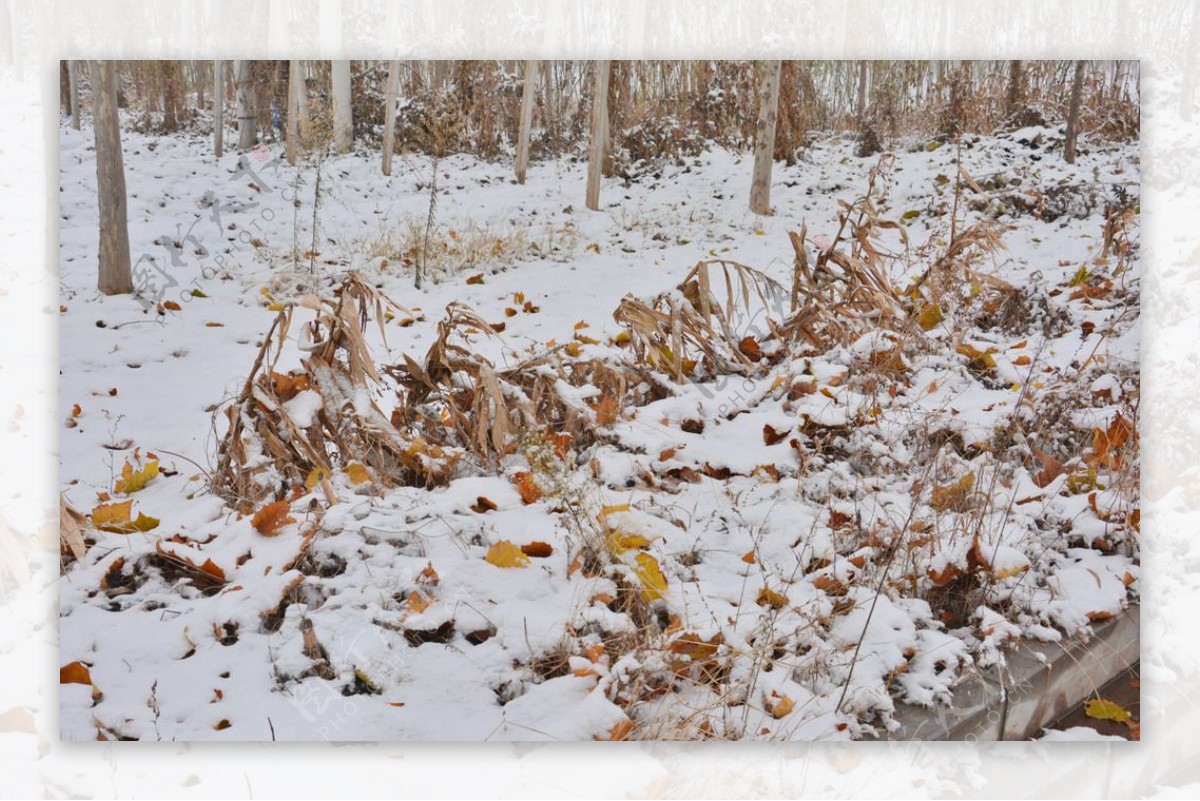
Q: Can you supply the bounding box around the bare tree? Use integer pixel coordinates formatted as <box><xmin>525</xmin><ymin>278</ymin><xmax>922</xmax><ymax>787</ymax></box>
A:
<box><xmin>286</xmin><ymin>59</ymin><xmax>303</xmax><ymax>165</ymax></box>
<box><xmin>382</xmin><ymin>60</ymin><xmax>400</xmax><ymax>176</ymax></box>
<box><xmin>162</xmin><ymin>61</ymin><xmax>180</xmax><ymax>133</ymax></box>
<box><xmin>213</xmin><ymin>60</ymin><xmax>223</xmax><ymax>158</ymax></box>
<box><xmin>1005</xmin><ymin>59</ymin><xmax>1024</xmax><ymax>119</ymax></box>
<box><xmin>235</xmin><ymin>59</ymin><xmax>256</xmax><ymax>151</ymax></box>
<box><xmin>515</xmin><ymin>59</ymin><xmax>537</xmax><ymax>184</ymax></box>
<box><xmin>90</xmin><ymin>61</ymin><xmax>132</xmax><ymax>296</ymax></box>
<box><xmin>749</xmin><ymin>60</ymin><xmax>782</xmax><ymax>216</ymax></box>
<box><xmin>1063</xmin><ymin>59</ymin><xmax>1086</xmax><ymax>164</ymax></box>
<box><xmin>68</xmin><ymin>60</ymin><xmax>81</xmax><ymax>130</ymax></box>
<box><xmin>585</xmin><ymin>60</ymin><xmax>611</xmax><ymax>211</ymax></box>
<box><xmin>195</xmin><ymin>61</ymin><xmax>205</xmax><ymax>115</ymax></box>
<box><xmin>856</xmin><ymin>60</ymin><xmax>869</xmax><ymax>125</ymax></box>
<box><xmin>331</xmin><ymin>60</ymin><xmax>353</xmax><ymax>153</ymax></box>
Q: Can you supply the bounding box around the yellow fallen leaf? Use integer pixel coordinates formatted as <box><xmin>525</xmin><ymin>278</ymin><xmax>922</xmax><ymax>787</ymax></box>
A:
<box><xmin>610</xmin><ymin>532</ymin><xmax>652</xmax><ymax>552</ymax></box>
<box><xmin>931</xmin><ymin>472</ymin><xmax>976</xmax><ymax>512</ymax></box>
<box><xmin>916</xmin><ymin>302</ymin><xmax>944</xmax><ymax>331</ymax></box>
<box><xmin>756</xmin><ymin>587</ymin><xmax>788</xmax><ymax>609</ymax></box>
<box><xmin>485</xmin><ymin>540</ymin><xmax>530</xmax><ymax>568</ymax></box>
<box><xmin>1084</xmin><ymin>698</ymin><xmax>1131</xmax><ymax>723</ymax></box>
<box><xmin>114</xmin><ymin>460</ymin><xmax>159</xmax><ymax>494</ymax></box>
<box><xmin>305</xmin><ymin>467</ymin><xmax>331</xmax><ymax>490</ymax></box>
<box><xmin>956</xmin><ymin>344</ymin><xmax>997</xmax><ymax>372</ymax></box>
<box><xmin>91</xmin><ymin>500</ymin><xmax>159</xmax><ymax>533</ymax></box>
<box><xmin>346</xmin><ymin>463</ymin><xmax>372</xmax><ymax>485</ymax></box>
<box><xmin>634</xmin><ymin>552</ymin><xmax>667</xmax><ymax>602</ymax></box>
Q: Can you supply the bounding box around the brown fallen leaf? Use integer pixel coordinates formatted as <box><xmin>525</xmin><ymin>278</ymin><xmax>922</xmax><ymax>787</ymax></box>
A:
<box><xmin>512</xmin><ymin>472</ymin><xmax>542</xmax><ymax>504</ymax></box>
<box><xmin>251</xmin><ymin>501</ymin><xmax>295</xmax><ymax>536</ymax></box>
<box><xmin>763</xmin><ymin>424</ymin><xmax>790</xmax><ymax>446</ymax></box>
<box><xmin>470</xmin><ymin>496</ymin><xmax>498</xmax><ymax>513</ymax></box>
<box><xmin>520</xmin><ymin>541</ymin><xmax>554</xmax><ymax>558</ymax></box>
<box><xmin>60</xmin><ymin>661</ymin><xmax>92</xmax><ymax>685</ymax></box>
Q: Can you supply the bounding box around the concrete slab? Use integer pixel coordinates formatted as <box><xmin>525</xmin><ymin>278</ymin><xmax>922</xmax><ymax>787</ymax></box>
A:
<box><xmin>885</xmin><ymin>606</ymin><xmax>1140</xmax><ymax>741</ymax></box>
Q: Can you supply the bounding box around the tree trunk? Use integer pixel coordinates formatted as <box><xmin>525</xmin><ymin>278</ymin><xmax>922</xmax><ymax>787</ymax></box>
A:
<box><xmin>541</xmin><ymin>60</ymin><xmax>557</xmax><ymax>150</ymax></box>
<box><xmin>286</xmin><ymin>60</ymin><xmax>303</xmax><ymax>164</ymax></box>
<box><xmin>515</xmin><ymin>59</ymin><xmax>537</xmax><ymax>184</ymax></box>
<box><xmin>856</xmin><ymin>60</ymin><xmax>868</xmax><ymax>126</ymax></box>
<box><xmin>331</xmin><ymin>60</ymin><xmax>353</xmax><ymax>153</ymax></box>
<box><xmin>196</xmin><ymin>61</ymin><xmax>205</xmax><ymax>114</ymax></box>
<box><xmin>68</xmin><ymin>60</ymin><xmax>81</xmax><ymax>130</ymax></box>
<box><xmin>585</xmin><ymin>60</ymin><xmax>611</xmax><ymax>212</ymax></box>
<box><xmin>749</xmin><ymin>60</ymin><xmax>782</xmax><ymax>216</ymax></box>
<box><xmin>1182</xmin><ymin>0</ymin><xmax>1200</xmax><ymax>120</ymax></box>
<box><xmin>1063</xmin><ymin>59</ymin><xmax>1086</xmax><ymax>164</ymax></box>
<box><xmin>91</xmin><ymin>61</ymin><xmax>133</xmax><ymax>296</ymax></box>
<box><xmin>382</xmin><ymin>60</ymin><xmax>400</xmax><ymax>176</ymax></box>
<box><xmin>213</xmin><ymin>60</ymin><xmax>224</xmax><ymax>157</ymax></box>
<box><xmin>162</xmin><ymin>61</ymin><xmax>179</xmax><ymax>133</ymax></box>
<box><xmin>1005</xmin><ymin>59</ymin><xmax>1024</xmax><ymax>118</ymax></box>
<box><xmin>235</xmin><ymin>59</ymin><xmax>257</xmax><ymax>150</ymax></box>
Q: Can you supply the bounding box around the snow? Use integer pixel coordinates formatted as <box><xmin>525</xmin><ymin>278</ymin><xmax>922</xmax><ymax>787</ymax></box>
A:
<box><xmin>59</xmin><ymin>119</ymin><xmax>1139</xmax><ymax>741</ymax></box>
<box><xmin>282</xmin><ymin>389</ymin><xmax>323</xmax><ymax>428</ymax></box>
<box><xmin>1037</xmin><ymin>726</ymin><xmax>1127</xmax><ymax>742</ymax></box>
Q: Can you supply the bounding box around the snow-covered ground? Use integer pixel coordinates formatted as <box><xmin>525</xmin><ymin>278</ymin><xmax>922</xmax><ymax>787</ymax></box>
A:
<box><xmin>58</xmin><ymin>120</ymin><xmax>1139</xmax><ymax>741</ymax></box>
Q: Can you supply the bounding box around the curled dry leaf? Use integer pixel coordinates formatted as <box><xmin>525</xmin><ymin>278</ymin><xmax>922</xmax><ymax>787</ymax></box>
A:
<box><xmin>60</xmin><ymin>661</ymin><xmax>93</xmax><ymax>685</ymax></box>
<box><xmin>60</xmin><ymin>495</ymin><xmax>88</xmax><ymax>560</ymax></box>
<box><xmin>512</xmin><ymin>472</ymin><xmax>542</xmax><ymax>504</ymax></box>
<box><xmin>251</xmin><ymin>501</ymin><xmax>295</xmax><ymax>536</ymax></box>
<box><xmin>470</xmin><ymin>496</ymin><xmax>498</xmax><ymax>513</ymax></box>
<box><xmin>418</xmin><ymin>562</ymin><xmax>440</xmax><ymax>585</ymax></box>
<box><xmin>270</xmin><ymin>371</ymin><xmax>310</xmax><ymax>401</ymax></box>
<box><xmin>810</xmin><ymin>575</ymin><xmax>848</xmax><ymax>596</ymax></box>
<box><xmin>738</xmin><ymin>336</ymin><xmax>763</xmax><ymax>361</ymax></box>
<box><xmin>405</xmin><ymin>590</ymin><xmax>432</xmax><ymax>614</ymax></box>
<box><xmin>520</xmin><ymin>541</ymin><xmax>554</xmax><ymax>558</ymax></box>
<box><xmin>756</xmin><ymin>586</ymin><xmax>788</xmax><ymax>609</ymax></box>
<box><xmin>765</xmin><ymin>691</ymin><xmax>795</xmax><ymax>719</ymax></box>
<box><xmin>604</xmin><ymin>719</ymin><xmax>637</xmax><ymax>741</ymax></box>
<box><xmin>763</xmin><ymin>424</ymin><xmax>790</xmax><ymax>446</ymax></box>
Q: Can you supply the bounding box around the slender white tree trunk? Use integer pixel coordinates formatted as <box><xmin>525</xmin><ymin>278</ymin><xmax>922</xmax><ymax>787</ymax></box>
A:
<box><xmin>515</xmin><ymin>59</ymin><xmax>537</xmax><ymax>184</ymax></box>
<box><xmin>1064</xmin><ymin>60</ymin><xmax>1086</xmax><ymax>164</ymax></box>
<box><xmin>585</xmin><ymin>60</ymin><xmax>611</xmax><ymax>211</ymax></box>
<box><xmin>856</xmin><ymin>60</ymin><xmax>868</xmax><ymax>125</ymax></box>
<box><xmin>68</xmin><ymin>60</ymin><xmax>81</xmax><ymax>130</ymax></box>
<box><xmin>382</xmin><ymin>59</ymin><xmax>400</xmax><ymax>176</ymax></box>
<box><xmin>287</xmin><ymin>59</ymin><xmax>303</xmax><ymax>164</ymax></box>
<box><xmin>235</xmin><ymin>59</ymin><xmax>256</xmax><ymax>151</ymax></box>
<box><xmin>749</xmin><ymin>60</ymin><xmax>782</xmax><ymax>216</ymax></box>
<box><xmin>213</xmin><ymin>60</ymin><xmax>223</xmax><ymax>157</ymax></box>
<box><xmin>91</xmin><ymin>61</ymin><xmax>133</xmax><ymax>296</ymax></box>
<box><xmin>331</xmin><ymin>60</ymin><xmax>353</xmax><ymax>153</ymax></box>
